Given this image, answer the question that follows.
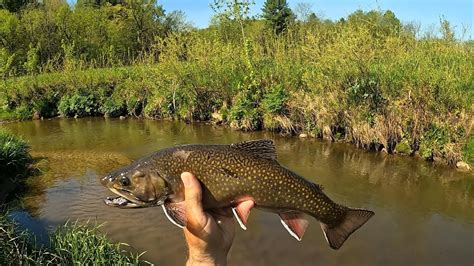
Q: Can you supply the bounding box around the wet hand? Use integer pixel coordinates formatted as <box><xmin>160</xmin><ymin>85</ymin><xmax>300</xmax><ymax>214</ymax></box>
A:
<box><xmin>181</xmin><ymin>172</ymin><xmax>254</xmax><ymax>266</ymax></box>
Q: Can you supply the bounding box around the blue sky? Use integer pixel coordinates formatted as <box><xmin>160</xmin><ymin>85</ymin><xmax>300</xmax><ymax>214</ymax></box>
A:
<box><xmin>67</xmin><ymin>0</ymin><xmax>473</xmax><ymax>38</ymax></box>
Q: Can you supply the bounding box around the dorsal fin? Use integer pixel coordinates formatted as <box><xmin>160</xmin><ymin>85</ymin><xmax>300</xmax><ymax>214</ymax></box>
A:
<box><xmin>230</xmin><ymin>139</ymin><xmax>277</xmax><ymax>161</ymax></box>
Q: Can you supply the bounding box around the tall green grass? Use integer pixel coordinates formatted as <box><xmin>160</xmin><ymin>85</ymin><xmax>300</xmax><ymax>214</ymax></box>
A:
<box><xmin>0</xmin><ymin>129</ymin><xmax>31</xmax><ymax>178</ymax></box>
<box><xmin>0</xmin><ymin>212</ymin><xmax>147</xmax><ymax>265</ymax></box>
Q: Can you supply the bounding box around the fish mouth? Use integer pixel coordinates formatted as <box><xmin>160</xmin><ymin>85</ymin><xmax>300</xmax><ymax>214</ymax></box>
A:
<box><xmin>103</xmin><ymin>188</ymin><xmax>158</xmax><ymax>208</ymax></box>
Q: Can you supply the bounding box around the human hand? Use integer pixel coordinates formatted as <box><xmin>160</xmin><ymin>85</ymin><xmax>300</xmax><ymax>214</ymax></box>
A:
<box><xmin>181</xmin><ymin>172</ymin><xmax>254</xmax><ymax>266</ymax></box>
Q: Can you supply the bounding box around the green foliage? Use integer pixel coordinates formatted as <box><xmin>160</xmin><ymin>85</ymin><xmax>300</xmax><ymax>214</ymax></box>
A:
<box><xmin>24</xmin><ymin>44</ymin><xmax>40</xmax><ymax>75</ymax></box>
<box><xmin>262</xmin><ymin>0</ymin><xmax>294</xmax><ymax>34</ymax></box>
<box><xmin>261</xmin><ymin>84</ymin><xmax>288</xmax><ymax>115</ymax></box>
<box><xmin>0</xmin><ymin>213</ymin><xmax>146</xmax><ymax>265</ymax></box>
<box><xmin>100</xmin><ymin>97</ymin><xmax>126</xmax><ymax>117</ymax></box>
<box><xmin>396</xmin><ymin>138</ymin><xmax>411</xmax><ymax>154</ymax></box>
<box><xmin>419</xmin><ymin>125</ymin><xmax>450</xmax><ymax>160</ymax></box>
<box><xmin>58</xmin><ymin>94</ymin><xmax>99</xmax><ymax>118</ymax></box>
<box><xmin>51</xmin><ymin>221</ymin><xmax>144</xmax><ymax>265</ymax></box>
<box><xmin>0</xmin><ymin>0</ymin><xmax>30</xmax><ymax>12</ymax></box>
<box><xmin>211</xmin><ymin>0</ymin><xmax>254</xmax><ymax>41</ymax></box>
<box><xmin>229</xmin><ymin>87</ymin><xmax>262</xmax><ymax>130</ymax></box>
<box><xmin>0</xmin><ymin>1</ymin><xmax>185</xmax><ymax>76</ymax></box>
<box><xmin>0</xmin><ymin>129</ymin><xmax>31</xmax><ymax>178</ymax></box>
<box><xmin>462</xmin><ymin>135</ymin><xmax>474</xmax><ymax>165</ymax></box>
<box><xmin>0</xmin><ymin>6</ymin><xmax>472</xmax><ymax>165</ymax></box>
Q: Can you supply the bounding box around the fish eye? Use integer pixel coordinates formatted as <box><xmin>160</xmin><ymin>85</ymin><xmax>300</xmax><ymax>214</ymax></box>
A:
<box><xmin>119</xmin><ymin>176</ymin><xmax>130</xmax><ymax>186</ymax></box>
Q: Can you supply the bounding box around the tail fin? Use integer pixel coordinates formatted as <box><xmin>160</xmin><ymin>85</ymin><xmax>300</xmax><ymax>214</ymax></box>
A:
<box><xmin>320</xmin><ymin>208</ymin><xmax>374</xmax><ymax>250</ymax></box>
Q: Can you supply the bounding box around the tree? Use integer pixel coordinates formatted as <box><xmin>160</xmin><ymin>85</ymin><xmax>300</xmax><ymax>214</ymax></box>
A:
<box><xmin>261</xmin><ymin>0</ymin><xmax>294</xmax><ymax>35</ymax></box>
<box><xmin>294</xmin><ymin>2</ymin><xmax>312</xmax><ymax>22</ymax></box>
<box><xmin>211</xmin><ymin>0</ymin><xmax>254</xmax><ymax>42</ymax></box>
<box><xmin>347</xmin><ymin>9</ymin><xmax>401</xmax><ymax>37</ymax></box>
<box><xmin>0</xmin><ymin>0</ymin><xmax>30</xmax><ymax>12</ymax></box>
<box><xmin>76</xmin><ymin>0</ymin><xmax>125</xmax><ymax>8</ymax></box>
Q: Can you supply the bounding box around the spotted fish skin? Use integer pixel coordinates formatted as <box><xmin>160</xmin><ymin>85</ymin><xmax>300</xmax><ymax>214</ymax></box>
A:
<box><xmin>155</xmin><ymin>145</ymin><xmax>343</xmax><ymax>225</ymax></box>
<box><xmin>102</xmin><ymin>140</ymin><xmax>374</xmax><ymax>249</ymax></box>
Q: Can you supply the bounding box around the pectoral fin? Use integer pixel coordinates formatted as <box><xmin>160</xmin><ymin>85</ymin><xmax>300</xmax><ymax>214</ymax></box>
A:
<box><xmin>162</xmin><ymin>202</ymin><xmax>186</xmax><ymax>228</ymax></box>
<box><xmin>279</xmin><ymin>211</ymin><xmax>310</xmax><ymax>241</ymax></box>
<box><xmin>232</xmin><ymin>201</ymin><xmax>254</xmax><ymax>230</ymax></box>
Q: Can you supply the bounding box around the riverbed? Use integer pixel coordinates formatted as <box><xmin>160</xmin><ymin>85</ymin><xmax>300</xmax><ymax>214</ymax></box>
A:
<box><xmin>3</xmin><ymin>118</ymin><xmax>474</xmax><ymax>265</ymax></box>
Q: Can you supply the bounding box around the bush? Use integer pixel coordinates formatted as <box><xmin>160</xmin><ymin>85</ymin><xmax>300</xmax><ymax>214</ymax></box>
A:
<box><xmin>100</xmin><ymin>97</ymin><xmax>126</xmax><ymax>118</ymax></box>
<box><xmin>58</xmin><ymin>94</ymin><xmax>99</xmax><ymax>118</ymax></box>
<box><xmin>261</xmin><ymin>84</ymin><xmax>288</xmax><ymax>115</ymax></box>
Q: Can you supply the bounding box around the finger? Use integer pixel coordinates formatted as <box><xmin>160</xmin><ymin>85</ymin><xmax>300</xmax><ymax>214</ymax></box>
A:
<box><xmin>234</xmin><ymin>200</ymin><xmax>254</xmax><ymax>226</ymax></box>
<box><xmin>181</xmin><ymin>172</ymin><xmax>207</xmax><ymax>232</ymax></box>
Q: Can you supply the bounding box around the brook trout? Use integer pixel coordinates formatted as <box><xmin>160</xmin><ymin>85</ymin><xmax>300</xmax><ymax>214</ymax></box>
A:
<box><xmin>101</xmin><ymin>139</ymin><xmax>374</xmax><ymax>249</ymax></box>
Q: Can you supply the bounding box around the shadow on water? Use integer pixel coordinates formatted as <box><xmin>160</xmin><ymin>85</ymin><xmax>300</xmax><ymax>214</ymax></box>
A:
<box><xmin>2</xmin><ymin>118</ymin><xmax>474</xmax><ymax>265</ymax></box>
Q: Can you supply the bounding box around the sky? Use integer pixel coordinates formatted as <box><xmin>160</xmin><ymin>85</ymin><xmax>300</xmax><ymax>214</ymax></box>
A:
<box><xmin>67</xmin><ymin>0</ymin><xmax>473</xmax><ymax>38</ymax></box>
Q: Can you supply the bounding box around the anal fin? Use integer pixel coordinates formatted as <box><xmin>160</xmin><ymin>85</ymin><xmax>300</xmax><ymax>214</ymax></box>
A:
<box><xmin>278</xmin><ymin>211</ymin><xmax>310</xmax><ymax>241</ymax></box>
<box><xmin>162</xmin><ymin>202</ymin><xmax>187</xmax><ymax>228</ymax></box>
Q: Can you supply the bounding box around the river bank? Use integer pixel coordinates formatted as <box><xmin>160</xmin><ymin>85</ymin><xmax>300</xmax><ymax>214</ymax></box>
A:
<box><xmin>1</xmin><ymin>10</ymin><xmax>472</xmax><ymax>168</ymax></box>
<box><xmin>1</xmin><ymin>112</ymin><xmax>472</xmax><ymax>170</ymax></box>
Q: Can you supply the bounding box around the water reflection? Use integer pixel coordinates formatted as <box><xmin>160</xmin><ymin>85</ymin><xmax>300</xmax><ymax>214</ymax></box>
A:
<box><xmin>2</xmin><ymin>118</ymin><xmax>474</xmax><ymax>265</ymax></box>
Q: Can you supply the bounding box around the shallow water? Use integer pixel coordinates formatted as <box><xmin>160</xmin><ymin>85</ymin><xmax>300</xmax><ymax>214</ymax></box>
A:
<box><xmin>3</xmin><ymin>118</ymin><xmax>474</xmax><ymax>265</ymax></box>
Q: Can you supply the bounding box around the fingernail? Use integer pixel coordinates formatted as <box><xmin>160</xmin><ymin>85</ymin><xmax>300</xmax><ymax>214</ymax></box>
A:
<box><xmin>181</xmin><ymin>172</ymin><xmax>191</xmax><ymax>187</ymax></box>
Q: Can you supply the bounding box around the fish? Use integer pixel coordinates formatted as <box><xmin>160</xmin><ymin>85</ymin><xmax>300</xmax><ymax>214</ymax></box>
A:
<box><xmin>100</xmin><ymin>139</ymin><xmax>374</xmax><ymax>249</ymax></box>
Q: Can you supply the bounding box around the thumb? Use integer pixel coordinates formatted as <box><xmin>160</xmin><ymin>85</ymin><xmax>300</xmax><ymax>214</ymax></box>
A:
<box><xmin>181</xmin><ymin>172</ymin><xmax>207</xmax><ymax>232</ymax></box>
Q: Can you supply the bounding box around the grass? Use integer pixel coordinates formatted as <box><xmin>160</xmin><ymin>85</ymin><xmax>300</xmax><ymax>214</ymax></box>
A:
<box><xmin>0</xmin><ymin>211</ymin><xmax>147</xmax><ymax>265</ymax></box>
<box><xmin>0</xmin><ymin>129</ymin><xmax>31</xmax><ymax>178</ymax></box>
<box><xmin>463</xmin><ymin>135</ymin><xmax>474</xmax><ymax>165</ymax></box>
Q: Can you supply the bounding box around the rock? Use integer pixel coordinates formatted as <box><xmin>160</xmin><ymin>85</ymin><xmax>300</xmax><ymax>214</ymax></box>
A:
<box><xmin>299</xmin><ymin>133</ymin><xmax>308</xmax><ymax>138</ymax></box>
<box><xmin>456</xmin><ymin>161</ymin><xmax>471</xmax><ymax>171</ymax></box>
<box><xmin>32</xmin><ymin>111</ymin><xmax>41</xmax><ymax>120</ymax></box>
<box><xmin>119</xmin><ymin>115</ymin><xmax>126</xmax><ymax>120</ymax></box>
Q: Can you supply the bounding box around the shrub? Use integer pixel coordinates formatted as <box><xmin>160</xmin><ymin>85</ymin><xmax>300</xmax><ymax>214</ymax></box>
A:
<box><xmin>261</xmin><ymin>84</ymin><xmax>288</xmax><ymax>115</ymax></box>
<box><xmin>100</xmin><ymin>97</ymin><xmax>126</xmax><ymax>118</ymax></box>
<box><xmin>58</xmin><ymin>94</ymin><xmax>99</xmax><ymax>118</ymax></box>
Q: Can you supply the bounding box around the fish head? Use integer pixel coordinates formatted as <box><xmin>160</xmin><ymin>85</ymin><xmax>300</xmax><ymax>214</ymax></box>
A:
<box><xmin>101</xmin><ymin>162</ymin><xmax>169</xmax><ymax>208</ymax></box>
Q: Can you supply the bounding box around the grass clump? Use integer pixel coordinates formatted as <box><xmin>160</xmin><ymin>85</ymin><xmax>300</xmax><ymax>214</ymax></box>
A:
<box><xmin>51</xmin><ymin>221</ymin><xmax>145</xmax><ymax>265</ymax></box>
<box><xmin>0</xmin><ymin>129</ymin><xmax>31</xmax><ymax>178</ymax></box>
<box><xmin>0</xmin><ymin>212</ymin><xmax>147</xmax><ymax>265</ymax></box>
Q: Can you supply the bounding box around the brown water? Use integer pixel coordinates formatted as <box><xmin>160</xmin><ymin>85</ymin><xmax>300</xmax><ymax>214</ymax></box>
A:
<box><xmin>3</xmin><ymin>118</ymin><xmax>474</xmax><ymax>265</ymax></box>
